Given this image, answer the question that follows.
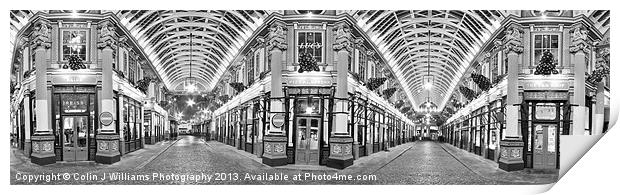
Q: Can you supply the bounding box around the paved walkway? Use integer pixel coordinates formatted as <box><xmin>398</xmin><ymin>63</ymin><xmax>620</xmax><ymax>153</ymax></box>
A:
<box><xmin>10</xmin><ymin>136</ymin><xmax>557</xmax><ymax>185</ymax></box>
<box><xmin>439</xmin><ymin>142</ymin><xmax>558</xmax><ymax>184</ymax></box>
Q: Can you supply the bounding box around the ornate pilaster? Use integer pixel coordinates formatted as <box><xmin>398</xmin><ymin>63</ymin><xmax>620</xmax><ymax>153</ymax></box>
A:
<box><xmin>29</xmin><ymin>20</ymin><xmax>55</xmax><ymax>165</ymax></box>
<box><xmin>328</xmin><ymin>22</ymin><xmax>354</xmax><ymax>169</ymax></box>
<box><xmin>262</xmin><ymin>21</ymin><xmax>288</xmax><ymax>166</ymax></box>
<box><xmin>96</xmin><ymin>19</ymin><xmax>121</xmax><ymax>164</ymax></box>
<box><xmin>499</xmin><ymin>24</ymin><xmax>524</xmax><ymax>171</ymax></box>
<box><xmin>593</xmin><ymin>37</ymin><xmax>609</xmax><ymax>135</ymax></box>
<box><xmin>569</xmin><ymin>24</ymin><xmax>590</xmax><ymax>136</ymax></box>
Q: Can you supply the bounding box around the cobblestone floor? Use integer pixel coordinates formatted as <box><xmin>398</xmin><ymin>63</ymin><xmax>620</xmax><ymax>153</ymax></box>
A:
<box><xmin>10</xmin><ymin>136</ymin><xmax>556</xmax><ymax>185</ymax></box>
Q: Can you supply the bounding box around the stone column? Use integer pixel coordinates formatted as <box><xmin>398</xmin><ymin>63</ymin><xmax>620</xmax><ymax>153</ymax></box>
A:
<box><xmin>29</xmin><ymin>20</ymin><xmax>56</xmax><ymax>165</ymax></box>
<box><xmin>327</xmin><ymin>23</ymin><xmax>354</xmax><ymax>169</ymax></box>
<box><xmin>118</xmin><ymin>89</ymin><xmax>126</xmax><ymax>153</ymax></box>
<box><xmin>262</xmin><ymin>22</ymin><xmax>288</xmax><ymax>166</ymax></box>
<box><xmin>592</xmin><ymin>38</ymin><xmax>609</xmax><ymax>135</ymax></box>
<box><xmin>498</xmin><ymin>24</ymin><xmax>525</xmax><ymax>171</ymax></box>
<box><xmin>95</xmin><ymin>20</ymin><xmax>121</xmax><ymax>164</ymax></box>
<box><xmin>569</xmin><ymin>24</ymin><xmax>590</xmax><ymax>136</ymax></box>
<box><xmin>23</xmin><ymin>90</ymin><xmax>32</xmax><ymax>157</ymax></box>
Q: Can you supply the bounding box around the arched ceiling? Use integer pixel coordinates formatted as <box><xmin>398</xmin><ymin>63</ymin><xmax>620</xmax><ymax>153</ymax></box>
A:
<box><xmin>115</xmin><ymin>10</ymin><xmax>276</xmax><ymax>91</ymax></box>
<box><xmin>345</xmin><ymin>10</ymin><xmax>506</xmax><ymax>111</ymax></box>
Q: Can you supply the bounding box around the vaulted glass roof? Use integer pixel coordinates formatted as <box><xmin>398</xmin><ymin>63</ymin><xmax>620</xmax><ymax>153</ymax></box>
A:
<box><xmin>10</xmin><ymin>10</ymin><xmax>609</xmax><ymax>113</ymax></box>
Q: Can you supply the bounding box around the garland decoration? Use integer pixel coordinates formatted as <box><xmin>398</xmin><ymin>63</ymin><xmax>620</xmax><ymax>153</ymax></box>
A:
<box><xmin>366</xmin><ymin>77</ymin><xmax>387</xmax><ymax>91</ymax></box>
<box><xmin>136</xmin><ymin>77</ymin><xmax>152</xmax><ymax>94</ymax></box>
<box><xmin>218</xmin><ymin>95</ymin><xmax>230</xmax><ymax>103</ymax></box>
<box><xmin>491</xmin><ymin>74</ymin><xmax>506</xmax><ymax>86</ymax></box>
<box><xmin>229</xmin><ymin>82</ymin><xmax>246</xmax><ymax>92</ymax></box>
<box><xmin>534</xmin><ymin>50</ymin><xmax>559</xmax><ymax>75</ymax></box>
<box><xmin>383</xmin><ymin>88</ymin><xmax>397</xmax><ymax>99</ymax></box>
<box><xmin>459</xmin><ymin>86</ymin><xmax>477</xmax><ymax>101</ymax></box>
<box><xmin>67</xmin><ymin>55</ymin><xmax>87</xmax><ymax>70</ymax></box>
<box><xmin>23</xmin><ymin>68</ymin><xmax>35</xmax><ymax>78</ymax></box>
<box><xmin>394</xmin><ymin>100</ymin><xmax>405</xmax><ymax>109</ymax></box>
<box><xmin>470</xmin><ymin>73</ymin><xmax>491</xmax><ymax>91</ymax></box>
<box><xmin>586</xmin><ymin>65</ymin><xmax>610</xmax><ymax>84</ymax></box>
<box><xmin>400</xmin><ymin>106</ymin><xmax>411</xmax><ymax>114</ymax></box>
<box><xmin>298</xmin><ymin>52</ymin><xmax>320</xmax><ymax>73</ymax></box>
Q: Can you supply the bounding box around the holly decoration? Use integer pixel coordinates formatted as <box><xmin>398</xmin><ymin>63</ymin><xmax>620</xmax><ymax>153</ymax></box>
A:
<box><xmin>459</xmin><ymin>86</ymin><xmax>477</xmax><ymax>101</ymax></box>
<box><xmin>366</xmin><ymin>77</ymin><xmax>387</xmax><ymax>91</ymax></box>
<box><xmin>67</xmin><ymin>55</ymin><xmax>87</xmax><ymax>70</ymax></box>
<box><xmin>586</xmin><ymin>65</ymin><xmax>610</xmax><ymax>84</ymax></box>
<box><xmin>534</xmin><ymin>50</ymin><xmax>559</xmax><ymax>75</ymax></box>
<box><xmin>229</xmin><ymin>82</ymin><xmax>246</xmax><ymax>92</ymax></box>
<box><xmin>383</xmin><ymin>88</ymin><xmax>397</xmax><ymax>99</ymax></box>
<box><xmin>298</xmin><ymin>52</ymin><xmax>320</xmax><ymax>73</ymax></box>
<box><xmin>470</xmin><ymin>73</ymin><xmax>491</xmax><ymax>91</ymax></box>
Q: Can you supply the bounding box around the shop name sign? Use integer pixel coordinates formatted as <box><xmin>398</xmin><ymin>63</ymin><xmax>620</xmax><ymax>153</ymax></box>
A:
<box><xmin>51</xmin><ymin>75</ymin><xmax>97</xmax><ymax>85</ymax></box>
<box><xmin>523</xmin><ymin>80</ymin><xmax>569</xmax><ymax>91</ymax></box>
<box><xmin>284</xmin><ymin>76</ymin><xmax>333</xmax><ymax>86</ymax></box>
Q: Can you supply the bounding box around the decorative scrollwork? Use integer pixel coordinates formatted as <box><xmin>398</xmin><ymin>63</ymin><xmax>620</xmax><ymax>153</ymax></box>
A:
<box><xmin>266</xmin><ymin>22</ymin><xmax>287</xmax><ymax>51</ymax></box>
<box><xmin>569</xmin><ymin>24</ymin><xmax>591</xmax><ymax>54</ymax></box>
<box><xmin>503</xmin><ymin>25</ymin><xmax>524</xmax><ymax>54</ymax></box>
<box><xmin>30</xmin><ymin>20</ymin><xmax>51</xmax><ymax>50</ymax></box>
<box><xmin>97</xmin><ymin>20</ymin><xmax>118</xmax><ymax>50</ymax></box>
<box><xmin>333</xmin><ymin>23</ymin><xmax>353</xmax><ymax>52</ymax></box>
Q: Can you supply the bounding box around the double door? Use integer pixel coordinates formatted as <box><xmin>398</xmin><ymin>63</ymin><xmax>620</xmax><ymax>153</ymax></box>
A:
<box><xmin>532</xmin><ymin>123</ymin><xmax>557</xmax><ymax>169</ymax></box>
<box><xmin>295</xmin><ymin>117</ymin><xmax>320</xmax><ymax>165</ymax></box>
<box><xmin>62</xmin><ymin>116</ymin><xmax>89</xmax><ymax>161</ymax></box>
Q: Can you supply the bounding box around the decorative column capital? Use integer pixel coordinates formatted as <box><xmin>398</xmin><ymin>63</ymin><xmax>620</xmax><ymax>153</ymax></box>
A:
<box><xmin>595</xmin><ymin>36</ymin><xmax>610</xmax><ymax>67</ymax></box>
<box><xmin>569</xmin><ymin>24</ymin><xmax>591</xmax><ymax>54</ymax></box>
<box><xmin>97</xmin><ymin>20</ymin><xmax>118</xmax><ymax>51</ymax></box>
<box><xmin>29</xmin><ymin>20</ymin><xmax>51</xmax><ymax>50</ymax></box>
<box><xmin>333</xmin><ymin>22</ymin><xmax>354</xmax><ymax>52</ymax></box>
<box><xmin>266</xmin><ymin>22</ymin><xmax>287</xmax><ymax>52</ymax></box>
<box><xmin>502</xmin><ymin>24</ymin><xmax>524</xmax><ymax>55</ymax></box>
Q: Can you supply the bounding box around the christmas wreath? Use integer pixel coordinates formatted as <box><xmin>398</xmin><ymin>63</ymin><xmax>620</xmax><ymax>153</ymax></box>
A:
<box><xmin>66</xmin><ymin>55</ymin><xmax>87</xmax><ymax>70</ymax></box>
<box><xmin>298</xmin><ymin>52</ymin><xmax>320</xmax><ymax>73</ymax></box>
<box><xmin>471</xmin><ymin>73</ymin><xmax>491</xmax><ymax>91</ymax></box>
<box><xmin>229</xmin><ymin>82</ymin><xmax>246</xmax><ymax>92</ymax></box>
<box><xmin>366</xmin><ymin>77</ymin><xmax>387</xmax><ymax>91</ymax></box>
<box><xmin>586</xmin><ymin>65</ymin><xmax>610</xmax><ymax>84</ymax></box>
<box><xmin>383</xmin><ymin>88</ymin><xmax>397</xmax><ymax>99</ymax></box>
<box><xmin>534</xmin><ymin>50</ymin><xmax>559</xmax><ymax>75</ymax></box>
<box><xmin>394</xmin><ymin>100</ymin><xmax>405</xmax><ymax>109</ymax></box>
<box><xmin>459</xmin><ymin>86</ymin><xmax>478</xmax><ymax>101</ymax></box>
<box><xmin>400</xmin><ymin>106</ymin><xmax>411</xmax><ymax>113</ymax></box>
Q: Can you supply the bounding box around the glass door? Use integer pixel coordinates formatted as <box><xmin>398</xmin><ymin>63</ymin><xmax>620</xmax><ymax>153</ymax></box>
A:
<box><xmin>295</xmin><ymin>117</ymin><xmax>321</xmax><ymax>165</ymax></box>
<box><xmin>62</xmin><ymin>116</ymin><xmax>88</xmax><ymax>161</ymax></box>
<box><xmin>533</xmin><ymin>124</ymin><xmax>557</xmax><ymax>169</ymax></box>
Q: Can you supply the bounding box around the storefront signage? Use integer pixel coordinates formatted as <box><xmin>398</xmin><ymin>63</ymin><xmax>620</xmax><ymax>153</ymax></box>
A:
<box><xmin>99</xmin><ymin>112</ymin><xmax>114</xmax><ymax>126</ymax></box>
<box><xmin>294</xmin><ymin>23</ymin><xmax>326</xmax><ymax>30</ymax></box>
<box><xmin>51</xmin><ymin>75</ymin><xmax>98</xmax><ymax>85</ymax></box>
<box><xmin>285</xmin><ymin>76</ymin><xmax>333</xmax><ymax>86</ymax></box>
<box><xmin>524</xmin><ymin>91</ymin><xmax>568</xmax><ymax>100</ymax></box>
<box><xmin>271</xmin><ymin>113</ymin><xmax>285</xmax><ymax>128</ymax></box>
<box><xmin>523</xmin><ymin>80</ymin><xmax>569</xmax><ymax>91</ymax></box>
<box><xmin>535</xmin><ymin>105</ymin><xmax>557</xmax><ymax>120</ymax></box>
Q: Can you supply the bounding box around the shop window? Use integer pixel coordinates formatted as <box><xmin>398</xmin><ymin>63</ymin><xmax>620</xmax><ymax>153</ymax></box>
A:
<box><xmin>128</xmin><ymin>56</ymin><xmax>136</xmax><ymax>84</ymax></box>
<box><xmin>61</xmin><ymin>30</ymin><xmax>88</xmax><ymax>61</ymax></box>
<box><xmin>247</xmin><ymin>54</ymin><xmax>254</xmax><ymax>86</ymax></box>
<box><xmin>123</xmin><ymin>51</ymin><xmax>128</xmax><ymax>74</ymax></box>
<box><xmin>358</xmin><ymin>51</ymin><xmax>367</xmax><ymax>81</ymax></box>
<box><xmin>296</xmin><ymin>31</ymin><xmax>324</xmax><ymax>64</ymax></box>
<box><xmin>533</xmin><ymin>34</ymin><xmax>560</xmax><ymax>67</ymax></box>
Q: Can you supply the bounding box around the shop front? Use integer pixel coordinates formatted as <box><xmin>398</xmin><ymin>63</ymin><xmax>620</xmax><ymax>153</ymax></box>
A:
<box><xmin>521</xmin><ymin>78</ymin><xmax>567</xmax><ymax>170</ymax></box>
<box><xmin>52</xmin><ymin>85</ymin><xmax>98</xmax><ymax>162</ymax></box>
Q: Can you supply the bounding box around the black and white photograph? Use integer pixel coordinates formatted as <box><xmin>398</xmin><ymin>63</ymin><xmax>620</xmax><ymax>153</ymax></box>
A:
<box><xmin>5</xmin><ymin>2</ymin><xmax>616</xmax><ymax>193</ymax></box>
